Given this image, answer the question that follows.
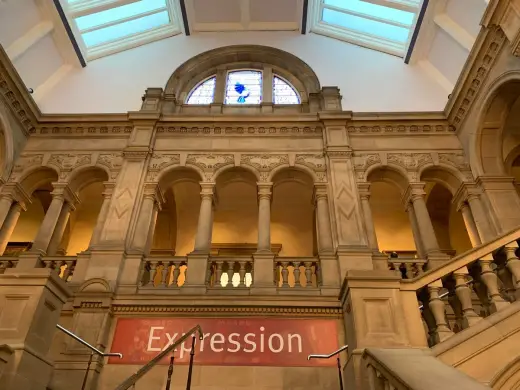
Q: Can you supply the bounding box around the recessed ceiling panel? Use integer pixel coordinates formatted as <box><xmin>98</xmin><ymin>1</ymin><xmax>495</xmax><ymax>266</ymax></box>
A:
<box><xmin>192</xmin><ymin>0</ymin><xmax>242</xmax><ymax>23</ymax></box>
<box><xmin>249</xmin><ymin>0</ymin><xmax>298</xmax><ymax>23</ymax></box>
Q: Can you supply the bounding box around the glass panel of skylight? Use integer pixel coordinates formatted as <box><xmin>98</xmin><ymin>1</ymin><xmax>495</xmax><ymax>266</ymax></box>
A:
<box><xmin>82</xmin><ymin>11</ymin><xmax>170</xmax><ymax>48</ymax></box>
<box><xmin>186</xmin><ymin>77</ymin><xmax>216</xmax><ymax>105</ymax></box>
<box><xmin>225</xmin><ymin>70</ymin><xmax>262</xmax><ymax>105</ymax></box>
<box><xmin>324</xmin><ymin>0</ymin><xmax>415</xmax><ymax>25</ymax></box>
<box><xmin>322</xmin><ymin>8</ymin><xmax>409</xmax><ymax>43</ymax></box>
<box><xmin>76</xmin><ymin>0</ymin><xmax>167</xmax><ymax>31</ymax></box>
<box><xmin>273</xmin><ymin>76</ymin><xmax>300</xmax><ymax>105</ymax></box>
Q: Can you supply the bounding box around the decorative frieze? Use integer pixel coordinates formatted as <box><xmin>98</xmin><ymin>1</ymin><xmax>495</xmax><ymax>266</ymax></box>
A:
<box><xmin>241</xmin><ymin>154</ymin><xmax>289</xmax><ymax>171</ymax></box>
<box><xmin>438</xmin><ymin>152</ymin><xmax>470</xmax><ymax>170</ymax></box>
<box><xmin>186</xmin><ymin>154</ymin><xmax>234</xmax><ymax>170</ymax></box>
<box><xmin>156</xmin><ymin>125</ymin><xmax>323</xmax><ymax>136</ymax></box>
<box><xmin>353</xmin><ymin>153</ymin><xmax>381</xmax><ymax>171</ymax></box>
<box><xmin>97</xmin><ymin>153</ymin><xmax>123</xmax><ymax>170</ymax></box>
<box><xmin>387</xmin><ymin>153</ymin><xmax>433</xmax><ymax>170</ymax></box>
<box><xmin>48</xmin><ymin>154</ymin><xmax>92</xmax><ymax>172</ymax></box>
<box><xmin>35</xmin><ymin>125</ymin><xmax>133</xmax><ymax>135</ymax></box>
<box><xmin>346</xmin><ymin>124</ymin><xmax>454</xmax><ymax>133</ymax></box>
<box><xmin>146</xmin><ymin>153</ymin><xmax>180</xmax><ymax>181</ymax></box>
<box><xmin>12</xmin><ymin>154</ymin><xmax>44</xmax><ymax>174</ymax></box>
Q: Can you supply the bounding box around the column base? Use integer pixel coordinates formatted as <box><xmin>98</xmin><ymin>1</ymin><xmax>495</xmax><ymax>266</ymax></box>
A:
<box><xmin>425</xmin><ymin>252</ymin><xmax>451</xmax><ymax>270</ymax></box>
<box><xmin>250</xmin><ymin>252</ymin><xmax>276</xmax><ymax>295</ymax></box>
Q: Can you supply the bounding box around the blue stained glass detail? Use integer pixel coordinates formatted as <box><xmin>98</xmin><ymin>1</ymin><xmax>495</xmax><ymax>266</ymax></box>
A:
<box><xmin>186</xmin><ymin>76</ymin><xmax>216</xmax><ymax>105</ymax></box>
<box><xmin>225</xmin><ymin>70</ymin><xmax>262</xmax><ymax>105</ymax></box>
<box><xmin>273</xmin><ymin>76</ymin><xmax>300</xmax><ymax>105</ymax></box>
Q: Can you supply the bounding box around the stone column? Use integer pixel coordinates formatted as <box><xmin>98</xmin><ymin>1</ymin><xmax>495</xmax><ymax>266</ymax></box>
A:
<box><xmin>193</xmin><ymin>183</ymin><xmax>215</xmax><ymax>253</ymax></box>
<box><xmin>0</xmin><ymin>202</ymin><xmax>23</xmax><ymax>255</ymax></box>
<box><xmin>406</xmin><ymin>202</ymin><xmax>426</xmax><ymax>259</ymax></box>
<box><xmin>46</xmin><ymin>202</ymin><xmax>73</xmax><ymax>256</ymax></box>
<box><xmin>256</xmin><ymin>183</ymin><xmax>273</xmax><ymax>253</ymax></box>
<box><xmin>130</xmin><ymin>184</ymin><xmax>163</xmax><ymax>254</ymax></box>
<box><xmin>0</xmin><ymin>195</ymin><xmax>14</xmax><ymax>229</ymax></box>
<box><xmin>314</xmin><ymin>184</ymin><xmax>334</xmax><ymax>253</ymax></box>
<box><xmin>357</xmin><ymin>183</ymin><xmax>379</xmax><ymax>252</ymax></box>
<box><xmin>459</xmin><ymin>202</ymin><xmax>481</xmax><ymax>247</ymax></box>
<box><xmin>466</xmin><ymin>193</ymin><xmax>494</xmax><ymax>243</ymax></box>
<box><xmin>32</xmin><ymin>185</ymin><xmax>76</xmax><ymax>255</ymax></box>
<box><xmin>88</xmin><ymin>183</ymin><xmax>114</xmax><ymax>248</ymax></box>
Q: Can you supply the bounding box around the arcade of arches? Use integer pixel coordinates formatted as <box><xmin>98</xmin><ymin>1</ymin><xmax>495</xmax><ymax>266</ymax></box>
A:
<box><xmin>3</xmin><ymin>32</ymin><xmax>520</xmax><ymax>390</ymax></box>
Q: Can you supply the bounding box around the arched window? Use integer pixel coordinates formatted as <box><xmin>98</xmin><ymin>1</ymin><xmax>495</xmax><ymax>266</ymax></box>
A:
<box><xmin>186</xmin><ymin>76</ymin><xmax>216</xmax><ymax>105</ymax></box>
<box><xmin>273</xmin><ymin>76</ymin><xmax>300</xmax><ymax>105</ymax></box>
<box><xmin>184</xmin><ymin>69</ymin><xmax>300</xmax><ymax>105</ymax></box>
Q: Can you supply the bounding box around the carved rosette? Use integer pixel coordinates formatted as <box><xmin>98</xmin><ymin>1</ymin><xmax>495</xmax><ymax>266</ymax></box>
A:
<box><xmin>9</xmin><ymin>154</ymin><xmax>44</xmax><ymax>181</ymax></box>
<box><xmin>241</xmin><ymin>154</ymin><xmax>289</xmax><ymax>181</ymax></box>
<box><xmin>97</xmin><ymin>153</ymin><xmax>124</xmax><ymax>180</ymax></box>
<box><xmin>353</xmin><ymin>153</ymin><xmax>381</xmax><ymax>182</ymax></box>
<box><xmin>48</xmin><ymin>154</ymin><xmax>92</xmax><ymax>179</ymax></box>
<box><xmin>146</xmin><ymin>153</ymin><xmax>180</xmax><ymax>182</ymax></box>
<box><xmin>186</xmin><ymin>154</ymin><xmax>234</xmax><ymax>180</ymax></box>
<box><xmin>295</xmin><ymin>154</ymin><xmax>327</xmax><ymax>182</ymax></box>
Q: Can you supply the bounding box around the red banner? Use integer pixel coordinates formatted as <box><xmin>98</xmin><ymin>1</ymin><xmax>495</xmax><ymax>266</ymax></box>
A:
<box><xmin>109</xmin><ymin>317</ymin><xmax>339</xmax><ymax>367</ymax></box>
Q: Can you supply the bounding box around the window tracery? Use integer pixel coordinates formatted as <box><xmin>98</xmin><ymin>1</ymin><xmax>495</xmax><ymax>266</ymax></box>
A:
<box><xmin>186</xmin><ymin>77</ymin><xmax>216</xmax><ymax>105</ymax></box>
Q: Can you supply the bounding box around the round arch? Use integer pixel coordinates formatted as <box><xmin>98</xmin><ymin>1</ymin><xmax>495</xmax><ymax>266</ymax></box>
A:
<box><xmin>165</xmin><ymin>45</ymin><xmax>321</xmax><ymax>101</ymax></box>
<box><xmin>157</xmin><ymin>165</ymin><xmax>204</xmax><ymax>188</ymax></box>
<box><xmin>214</xmin><ymin>164</ymin><xmax>260</xmax><ymax>182</ymax></box>
<box><xmin>473</xmin><ymin>71</ymin><xmax>520</xmax><ymax>176</ymax></box>
<box><xmin>268</xmin><ymin>164</ymin><xmax>318</xmax><ymax>183</ymax></box>
<box><xmin>17</xmin><ymin>166</ymin><xmax>59</xmax><ymax>196</ymax></box>
<box><xmin>366</xmin><ymin>165</ymin><xmax>410</xmax><ymax>194</ymax></box>
<box><xmin>490</xmin><ymin>356</ymin><xmax>520</xmax><ymax>390</ymax></box>
<box><xmin>67</xmin><ymin>165</ymin><xmax>110</xmax><ymax>194</ymax></box>
<box><xmin>419</xmin><ymin>164</ymin><xmax>466</xmax><ymax>195</ymax></box>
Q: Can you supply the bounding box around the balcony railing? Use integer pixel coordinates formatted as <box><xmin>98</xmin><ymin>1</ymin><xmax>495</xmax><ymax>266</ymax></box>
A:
<box><xmin>0</xmin><ymin>255</ymin><xmax>77</xmax><ymax>282</ymax></box>
<box><xmin>139</xmin><ymin>256</ymin><xmax>187</xmax><ymax>288</ymax></box>
<box><xmin>207</xmin><ymin>257</ymin><xmax>253</xmax><ymax>288</ymax></box>
<box><xmin>275</xmin><ymin>257</ymin><xmax>321</xmax><ymax>288</ymax></box>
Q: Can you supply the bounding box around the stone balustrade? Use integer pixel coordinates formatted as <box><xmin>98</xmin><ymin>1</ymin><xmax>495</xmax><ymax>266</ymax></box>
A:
<box><xmin>140</xmin><ymin>257</ymin><xmax>187</xmax><ymax>288</ymax></box>
<box><xmin>0</xmin><ymin>257</ymin><xmax>17</xmax><ymax>274</ymax></box>
<box><xmin>388</xmin><ymin>258</ymin><xmax>428</xmax><ymax>279</ymax></box>
<box><xmin>41</xmin><ymin>256</ymin><xmax>77</xmax><ymax>282</ymax></box>
<box><xmin>274</xmin><ymin>257</ymin><xmax>320</xmax><ymax>288</ymax></box>
<box><xmin>400</xmin><ymin>228</ymin><xmax>520</xmax><ymax>347</ymax></box>
<box><xmin>207</xmin><ymin>257</ymin><xmax>253</xmax><ymax>288</ymax></box>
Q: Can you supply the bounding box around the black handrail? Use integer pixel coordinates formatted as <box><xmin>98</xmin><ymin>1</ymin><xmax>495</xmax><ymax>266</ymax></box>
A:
<box><xmin>114</xmin><ymin>324</ymin><xmax>203</xmax><ymax>390</ymax></box>
<box><xmin>308</xmin><ymin>345</ymin><xmax>348</xmax><ymax>390</ymax></box>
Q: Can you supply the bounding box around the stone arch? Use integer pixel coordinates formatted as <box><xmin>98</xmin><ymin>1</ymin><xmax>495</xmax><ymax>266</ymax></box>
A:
<box><xmin>216</xmin><ymin>163</ymin><xmax>260</xmax><ymax>182</ymax></box>
<box><xmin>165</xmin><ymin>45</ymin><xmax>321</xmax><ymax>101</ymax></box>
<box><xmin>490</xmin><ymin>356</ymin><xmax>520</xmax><ymax>390</ymax></box>
<box><xmin>0</xmin><ymin>111</ymin><xmax>14</xmax><ymax>183</ymax></box>
<box><xmin>268</xmin><ymin>163</ymin><xmax>318</xmax><ymax>183</ymax></box>
<box><xmin>17</xmin><ymin>166</ymin><xmax>59</xmax><ymax>196</ymax></box>
<box><xmin>473</xmin><ymin>71</ymin><xmax>520</xmax><ymax>176</ymax></box>
<box><xmin>366</xmin><ymin>165</ymin><xmax>410</xmax><ymax>194</ymax></box>
<box><xmin>419</xmin><ymin>164</ymin><xmax>466</xmax><ymax>195</ymax></box>
<box><xmin>157</xmin><ymin>165</ymin><xmax>204</xmax><ymax>188</ymax></box>
<box><xmin>66</xmin><ymin>165</ymin><xmax>110</xmax><ymax>194</ymax></box>
<box><xmin>78</xmin><ymin>277</ymin><xmax>112</xmax><ymax>293</ymax></box>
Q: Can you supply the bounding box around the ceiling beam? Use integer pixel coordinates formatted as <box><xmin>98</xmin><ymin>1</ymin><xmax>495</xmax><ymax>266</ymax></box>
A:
<box><xmin>6</xmin><ymin>21</ymin><xmax>54</xmax><ymax>61</ymax></box>
<box><xmin>434</xmin><ymin>13</ymin><xmax>476</xmax><ymax>51</ymax></box>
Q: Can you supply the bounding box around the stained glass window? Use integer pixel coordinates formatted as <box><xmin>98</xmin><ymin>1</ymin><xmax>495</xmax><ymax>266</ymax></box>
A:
<box><xmin>273</xmin><ymin>76</ymin><xmax>300</xmax><ymax>105</ymax></box>
<box><xmin>225</xmin><ymin>70</ymin><xmax>262</xmax><ymax>105</ymax></box>
<box><xmin>186</xmin><ymin>76</ymin><xmax>216</xmax><ymax>105</ymax></box>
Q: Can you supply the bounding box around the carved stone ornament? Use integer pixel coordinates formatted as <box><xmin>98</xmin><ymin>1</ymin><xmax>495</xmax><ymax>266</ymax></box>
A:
<box><xmin>387</xmin><ymin>153</ymin><xmax>432</xmax><ymax>170</ymax></box>
<box><xmin>149</xmin><ymin>153</ymin><xmax>180</xmax><ymax>171</ymax></box>
<box><xmin>156</xmin><ymin>125</ymin><xmax>323</xmax><ymax>136</ymax></box>
<box><xmin>186</xmin><ymin>154</ymin><xmax>234</xmax><ymax>171</ymax></box>
<box><xmin>241</xmin><ymin>154</ymin><xmax>289</xmax><ymax>171</ymax></box>
<box><xmin>0</xmin><ymin>67</ymin><xmax>36</xmax><ymax>135</ymax></box>
<box><xmin>353</xmin><ymin>153</ymin><xmax>381</xmax><ymax>171</ymax></box>
<box><xmin>48</xmin><ymin>154</ymin><xmax>91</xmax><ymax>172</ymax></box>
<box><xmin>346</xmin><ymin>123</ymin><xmax>454</xmax><ymax>133</ymax></box>
<box><xmin>295</xmin><ymin>154</ymin><xmax>326</xmax><ymax>171</ymax></box>
<box><xmin>438</xmin><ymin>153</ymin><xmax>470</xmax><ymax>170</ymax></box>
<box><xmin>97</xmin><ymin>153</ymin><xmax>123</xmax><ymax>170</ymax></box>
<box><xmin>12</xmin><ymin>154</ymin><xmax>44</xmax><ymax>173</ymax></box>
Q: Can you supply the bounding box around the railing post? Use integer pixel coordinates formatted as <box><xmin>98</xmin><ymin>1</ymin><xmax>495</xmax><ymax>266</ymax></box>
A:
<box><xmin>165</xmin><ymin>356</ymin><xmax>175</xmax><ymax>390</ymax></box>
<box><xmin>336</xmin><ymin>357</ymin><xmax>344</xmax><ymax>390</ymax></box>
<box><xmin>186</xmin><ymin>335</ymin><xmax>196</xmax><ymax>390</ymax></box>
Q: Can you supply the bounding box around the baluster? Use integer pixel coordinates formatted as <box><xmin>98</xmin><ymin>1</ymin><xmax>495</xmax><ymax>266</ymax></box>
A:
<box><xmin>447</xmin><ymin>288</ymin><xmax>464</xmax><ymax>333</ymax></box>
<box><xmin>172</xmin><ymin>262</ymin><xmax>181</xmax><ymax>287</ymax></box>
<box><xmin>314</xmin><ymin>262</ymin><xmax>321</xmax><ymax>286</ymax></box>
<box><xmin>215</xmin><ymin>261</ymin><xmax>223</xmax><ymax>287</ymax></box>
<box><xmin>62</xmin><ymin>260</ymin><xmax>75</xmax><ymax>281</ymax></box>
<box><xmin>205</xmin><ymin>261</ymin><xmax>213</xmax><ymax>287</ymax></box>
<box><xmin>281</xmin><ymin>261</ymin><xmax>289</xmax><ymax>287</ymax></box>
<box><xmin>453</xmin><ymin>267</ymin><xmax>480</xmax><ymax>328</ymax></box>
<box><xmin>226</xmin><ymin>261</ymin><xmax>234</xmax><ymax>287</ymax></box>
<box><xmin>0</xmin><ymin>260</ymin><xmax>6</xmax><ymax>274</ymax></box>
<box><xmin>479</xmin><ymin>255</ymin><xmax>509</xmax><ymax>313</ymax></box>
<box><xmin>496</xmin><ymin>261</ymin><xmax>515</xmax><ymax>301</ymax></box>
<box><xmin>238</xmin><ymin>260</ymin><xmax>247</xmax><ymax>287</ymax></box>
<box><xmin>140</xmin><ymin>261</ymin><xmax>150</xmax><ymax>286</ymax></box>
<box><xmin>427</xmin><ymin>281</ymin><xmax>454</xmax><ymax>344</ymax></box>
<box><xmin>273</xmin><ymin>262</ymin><xmax>279</xmax><ymax>286</ymax></box>
<box><xmin>249</xmin><ymin>261</ymin><xmax>254</xmax><ymax>287</ymax></box>
<box><xmin>505</xmin><ymin>243</ymin><xmax>520</xmax><ymax>299</ymax></box>
<box><xmin>304</xmin><ymin>262</ymin><xmax>312</xmax><ymax>288</ymax></box>
<box><xmin>160</xmin><ymin>262</ymin><xmax>169</xmax><ymax>287</ymax></box>
<box><xmin>148</xmin><ymin>261</ymin><xmax>158</xmax><ymax>287</ymax></box>
<box><xmin>293</xmin><ymin>263</ymin><xmax>301</xmax><ymax>287</ymax></box>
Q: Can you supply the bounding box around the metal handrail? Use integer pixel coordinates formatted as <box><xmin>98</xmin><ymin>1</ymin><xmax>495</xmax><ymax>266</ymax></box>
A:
<box><xmin>56</xmin><ymin>324</ymin><xmax>123</xmax><ymax>358</ymax></box>
<box><xmin>114</xmin><ymin>324</ymin><xmax>204</xmax><ymax>390</ymax></box>
<box><xmin>308</xmin><ymin>344</ymin><xmax>348</xmax><ymax>360</ymax></box>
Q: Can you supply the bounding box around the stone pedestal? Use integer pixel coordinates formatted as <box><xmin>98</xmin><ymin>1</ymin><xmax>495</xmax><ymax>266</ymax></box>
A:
<box><xmin>0</xmin><ymin>269</ymin><xmax>72</xmax><ymax>390</ymax></box>
<box><xmin>182</xmin><ymin>253</ymin><xmax>209</xmax><ymax>294</ymax></box>
<box><xmin>117</xmin><ymin>252</ymin><xmax>145</xmax><ymax>294</ymax></box>
<box><xmin>337</xmin><ymin>246</ymin><xmax>373</xmax><ymax>276</ymax></box>
<box><xmin>318</xmin><ymin>253</ymin><xmax>341</xmax><ymax>296</ymax></box>
<box><xmin>340</xmin><ymin>270</ymin><xmax>427</xmax><ymax>390</ymax></box>
<box><xmin>250</xmin><ymin>252</ymin><xmax>276</xmax><ymax>295</ymax></box>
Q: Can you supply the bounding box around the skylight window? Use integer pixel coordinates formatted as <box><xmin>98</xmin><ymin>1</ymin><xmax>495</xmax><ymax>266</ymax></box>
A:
<box><xmin>59</xmin><ymin>0</ymin><xmax>182</xmax><ymax>61</ymax></box>
<box><xmin>308</xmin><ymin>0</ymin><xmax>422</xmax><ymax>57</ymax></box>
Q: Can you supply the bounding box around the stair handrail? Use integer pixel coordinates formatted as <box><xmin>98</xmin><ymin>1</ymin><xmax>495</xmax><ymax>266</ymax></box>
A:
<box><xmin>114</xmin><ymin>324</ymin><xmax>204</xmax><ymax>390</ymax></box>
<box><xmin>307</xmin><ymin>344</ymin><xmax>348</xmax><ymax>360</ymax></box>
<box><xmin>56</xmin><ymin>324</ymin><xmax>123</xmax><ymax>358</ymax></box>
<box><xmin>400</xmin><ymin>226</ymin><xmax>520</xmax><ymax>292</ymax></box>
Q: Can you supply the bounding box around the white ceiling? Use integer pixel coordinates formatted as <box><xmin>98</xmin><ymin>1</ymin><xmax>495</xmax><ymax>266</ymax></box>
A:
<box><xmin>0</xmin><ymin>0</ymin><xmax>490</xmax><ymax>110</ymax></box>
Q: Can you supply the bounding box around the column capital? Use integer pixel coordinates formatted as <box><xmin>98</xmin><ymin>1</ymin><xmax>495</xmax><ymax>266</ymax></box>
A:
<box><xmin>313</xmin><ymin>183</ymin><xmax>329</xmax><ymax>203</ymax></box>
<box><xmin>200</xmin><ymin>182</ymin><xmax>216</xmax><ymax>200</ymax></box>
<box><xmin>0</xmin><ymin>182</ymin><xmax>31</xmax><ymax>207</ymax></box>
<box><xmin>453</xmin><ymin>182</ymin><xmax>481</xmax><ymax>210</ymax></box>
<box><xmin>122</xmin><ymin>147</ymin><xmax>152</xmax><ymax>161</ymax></box>
<box><xmin>357</xmin><ymin>182</ymin><xmax>371</xmax><ymax>200</ymax></box>
<box><xmin>51</xmin><ymin>183</ymin><xmax>80</xmax><ymax>207</ymax></box>
<box><xmin>102</xmin><ymin>182</ymin><xmax>116</xmax><ymax>199</ymax></box>
<box><xmin>143</xmin><ymin>183</ymin><xmax>165</xmax><ymax>209</ymax></box>
<box><xmin>402</xmin><ymin>182</ymin><xmax>426</xmax><ymax>208</ymax></box>
<box><xmin>257</xmin><ymin>182</ymin><xmax>273</xmax><ymax>201</ymax></box>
